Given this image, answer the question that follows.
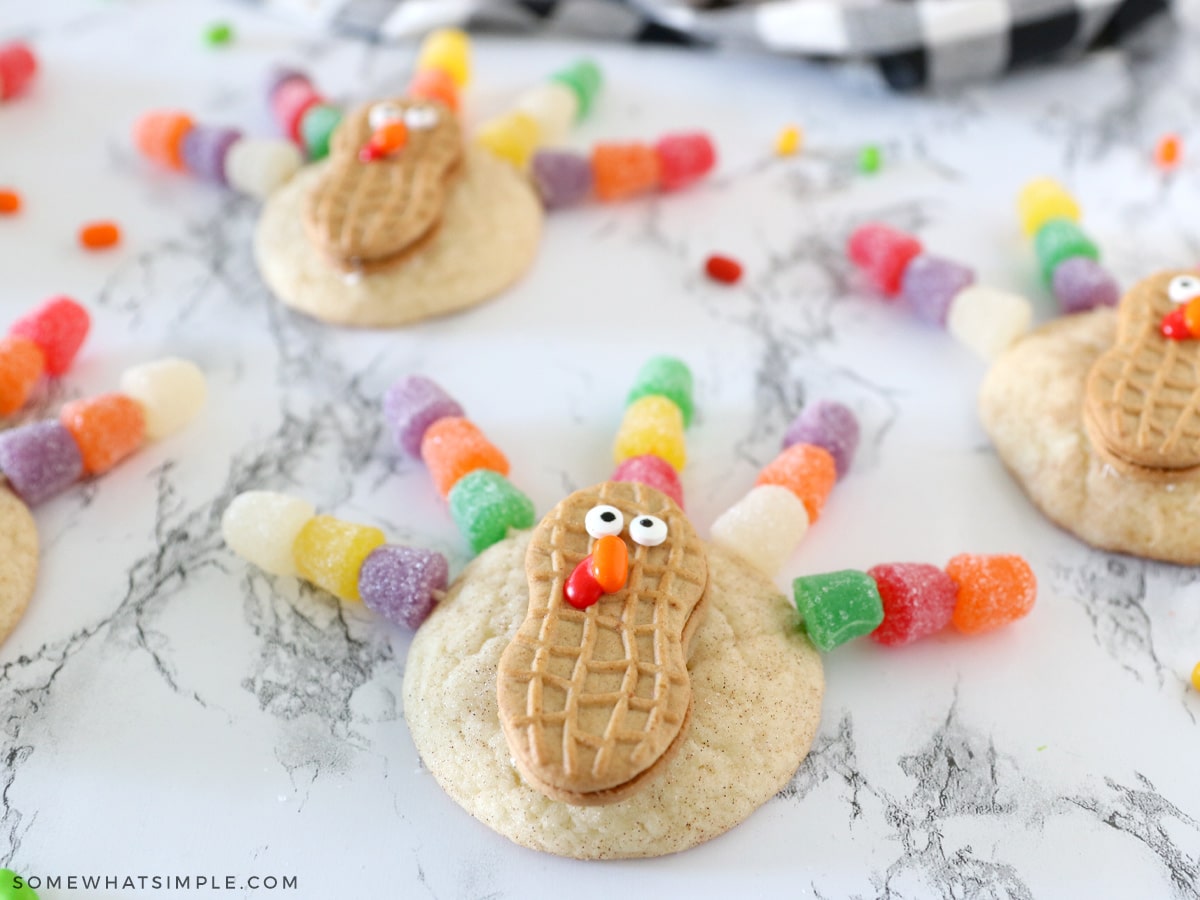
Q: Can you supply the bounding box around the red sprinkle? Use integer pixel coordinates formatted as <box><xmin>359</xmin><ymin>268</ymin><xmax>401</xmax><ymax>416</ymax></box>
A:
<box><xmin>705</xmin><ymin>254</ymin><xmax>743</xmax><ymax>285</ymax></box>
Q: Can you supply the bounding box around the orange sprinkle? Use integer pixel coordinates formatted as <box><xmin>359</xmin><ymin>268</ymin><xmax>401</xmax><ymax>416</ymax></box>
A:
<box><xmin>79</xmin><ymin>221</ymin><xmax>121</xmax><ymax>250</ymax></box>
<box><xmin>0</xmin><ymin>189</ymin><xmax>21</xmax><ymax>214</ymax></box>
<box><xmin>1154</xmin><ymin>133</ymin><xmax>1182</xmax><ymax>171</ymax></box>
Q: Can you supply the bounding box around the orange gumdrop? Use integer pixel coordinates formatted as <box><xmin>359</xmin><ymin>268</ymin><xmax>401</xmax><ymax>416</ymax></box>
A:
<box><xmin>591</xmin><ymin>143</ymin><xmax>660</xmax><ymax>202</ymax></box>
<box><xmin>420</xmin><ymin>416</ymin><xmax>509</xmax><ymax>497</ymax></box>
<box><xmin>755</xmin><ymin>443</ymin><xmax>837</xmax><ymax>523</ymax></box>
<box><xmin>60</xmin><ymin>392</ymin><xmax>146</xmax><ymax>474</ymax></box>
<box><xmin>408</xmin><ymin>68</ymin><xmax>459</xmax><ymax>112</ymax></box>
<box><xmin>79</xmin><ymin>220</ymin><xmax>121</xmax><ymax>250</ymax></box>
<box><xmin>133</xmin><ymin>111</ymin><xmax>194</xmax><ymax>170</ymax></box>
<box><xmin>0</xmin><ymin>335</ymin><xmax>45</xmax><ymax>415</ymax></box>
<box><xmin>945</xmin><ymin>554</ymin><xmax>1037</xmax><ymax>635</ymax></box>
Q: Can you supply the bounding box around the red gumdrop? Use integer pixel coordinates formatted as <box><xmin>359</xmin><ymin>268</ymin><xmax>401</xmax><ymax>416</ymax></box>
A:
<box><xmin>612</xmin><ymin>454</ymin><xmax>684</xmax><ymax>509</ymax></box>
<box><xmin>9</xmin><ymin>296</ymin><xmax>91</xmax><ymax>376</ymax></box>
<box><xmin>564</xmin><ymin>557</ymin><xmax>603</xmax><ymax>609</ymax></box>
<box><xmin>846</xmin><ymin>223</ymin><xmax>922</xmax><ymax>297</ymax></box>
<box><xmin>655</xmin><ymin>132</ymin><xmax>716</xmax><ymax>191</ymax></box>
<box><xmin>868</xmin><ymin>563</ymin><xmax>958</xmax><ymax>646</ymax></box>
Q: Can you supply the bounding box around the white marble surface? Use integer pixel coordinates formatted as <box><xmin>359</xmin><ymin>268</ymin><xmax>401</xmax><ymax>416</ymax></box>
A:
<box><xmin>2</xmin><ymin>1</ymin><xmax>1200</xmax><ymax>897</ymax></box>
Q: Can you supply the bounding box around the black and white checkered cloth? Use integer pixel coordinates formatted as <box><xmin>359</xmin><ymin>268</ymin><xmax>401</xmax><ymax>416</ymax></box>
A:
<box><xmin>266</xmin><ymin>0</ymin><xmax>1172</xmax><ymax>90</ymax></box>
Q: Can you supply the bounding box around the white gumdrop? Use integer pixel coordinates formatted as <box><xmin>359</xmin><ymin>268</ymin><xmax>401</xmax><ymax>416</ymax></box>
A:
<box><xmin>221</xmin><ymin>491</ymin><xmax>315</xmax><ymax>577</ymax></box>
<box><xmin>947</xmin><ymin>285</ymin><xmax>1033</xmax><ymax>361</ymax></box>
<box><xmin>223</xmin><ymin>137</ymin><xmax>303</xmax><ymax>200</ymax></box>
<box><xmin>119</xmin><ymin>358</ymin><xmax>207</xmax><ymax>441</ymax></box>
<box><xmin>514</xmin><ymin>81</ymin><xmax>578</xmax><ymax>147</ymax></box>
<box><xmin>709</xmin><ymin>484</ymin><xmax>809</xmax><ymax>577</ymax></box>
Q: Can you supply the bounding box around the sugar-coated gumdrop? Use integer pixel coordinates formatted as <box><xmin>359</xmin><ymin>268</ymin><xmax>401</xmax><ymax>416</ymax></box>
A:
<box><xmin>299</xmin><ymin>104</ymin><xmax>342</xmax><ymax>161</ymax></box>
<box><xmin>292</xmin><ymin>515</ymin><xmax>386</xmax><ymax>602</ymax></box>
<box><xmin>945</xmin><ymin>554</ymin><xmax>1036</xmax><ymax>635</ymax></box>
<box><xmin>358</xmin><ymin>544</ymin><xmax>449</xmax><ymax>628</ymax></box>
<box><xmin>551</xmin><ymin>60</ymin><xmax>602</xmax><ymax>120</ymax></box>
<box><xmin>408</xmin><ymin>68</ymin><xmax>459</xmax><ymax>112</ymax></box>
<box><xmin>792</xmin><ymin>569</ymin><xmax>884</xmax><ymax>652</ymax></box>
<box><xmin>133</xmin><ymin>111</ymin><xmax>195</xmax><ymax>171</ymax></box>
<box><xmin>867</xmin><ymin>562</ymin><xmax>958</xmax><ymax>646</ymax></box>
<box><xmin>655</xmin><ymin>133</ymin><xmax>716</xmax><ymax>191</ymax></box>
<box><xmin>515</xmin><ymin>82</ymin><xmax>578</xmax><ymax>147</ymax></box>
<box><xmin>223</xmin><ymin>138</ymin><xmax>303</xmax><ymax>199</ymax></box>
<box><xmin>613</xmin><ymin>395</ymin><xmax>687</xmax><ymax>472</ymax></box>
<box><xmin>530</xmin><ymin>150</ymin><xmax>593</xmax><ymax>209</ymax></box>
<box><xmin>710</xmin><ymin>484</ymin><xmax>809</xmax><ymax>577</ymax></box>
<box><xmin>612</xmin><ymin>454</ymin><xmax>685</xmax><ymax>509</ymax></box>
<box><xmin>0</xmin><ymin>43</ymin><xmax>37</xmax><ymax>101</ymax></box>
<box><xmin>59</xmin><ymin>393</ymin><xmax>145</xmax><ymax>475</ymax></box>
<box><xmin>1034</xmin><ymin>217</ymin><xmax>1098</xmax><ymax>284</ymax></box>
<box><xmin>266</xmin><ymin>67</ymin><xmax>308</xmax><ymax>101</ymax></box>
<box><xmin>1051</xmin><ymin>256</ymin><xmax>1120</xmax><ymax>314</ymax></box>
<box><xmin>592</xmin><ymin>143</ymin><xmax>660</xmax><ymax>202</ymax></box>
<box><xmin>0</xmin><ymin>867</ymin><xmax>38</xmax><ymax>900</ymax></box>
<box><xmin>847</xmin><ymin>223</ymin><xmax>922</xmax><ymax>297</ymax></box>
<box><xmin>448</xmin><ymin>469</ymin><xmax>536</xmax><ymax>554</ymax></box>
<box><xmin>946</xmin><ymin>285</ymin><xmax>1033</xmax><ymax>361</ymax></box>
<box><xmin>782</xmin><ymin>400</ymin><xmax>859</xmax><ymax>479</ymax></box>
<box><xmin>181</xmin><ymin>125</ymin><xmax>242</xmax><ymax>184</ymax></box>
<box><xmin>416</xmin><ymin>28</ymin><xmax>471</xmax><ymax>88</ymax></box>
<box><xmin>420</xmin><ymin>417</ymin><xmax>509</xmax><ymax>497</ymax></box>
<box><xmin>272</xmin><ymin>77</ymin><xmax>322</xmax><ymax>142</ymax></box>
<box><xmin>383</xmin><ymin>375</ymin><xmax>464</xmax><ymax>459</ymax></box>
<box><xmin>705</xmin><ymin>254</ymin><xmax>743</xmax><ymax>284</ymax></box>
<box><xmin>1018</xmin><ymin>178</ymin><xmax>1080</xmax><ymax>237</ymax></box>
<box><xmin>221</xmin><ymin>491</ymin><xmax>316</xmax><ymax>578</ymax></box>
<box><xmin>0</xmin><ymin>336</ymin><xmax>44</xmax><ymax>415</ymax></box>
<box><xmin>0</xmin><ymin>421</ymin><xmax>83</xmax><ymax>505</ymax></box>
<box><xmin>475</xmin><ymin>112</ymin><xmax>539</xmax><ymax>168</ymax></box>
<box><xmin>9</xmin><ymin>296</ymin><xmax>90</xmax><ymax>376</ymax></box>
<box><xmin>756</xmin><ymin>443</ymin><xmax>837</xmax><ymax>522</ymax></box>
<box><xmin>78</xmin><ymin>221</ymin><xmax>121</xmax><ymax>251</ymax></box>
<box><xmin>900</xmin><ymin>254</ymin><xmax>976</xmax><ymax>326</ymax></box>
<box><xmin>626</xmin><ymin>356</ymin><xmax>694</xmax><ymax>427</ymax></box>
<box><xmin>118</xmin><ymin>357</ymin><xmax>207</xmax><ymax>440</ymax></box>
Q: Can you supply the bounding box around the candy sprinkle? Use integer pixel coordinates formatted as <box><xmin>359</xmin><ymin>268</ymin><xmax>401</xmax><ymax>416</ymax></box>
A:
<box><xmin>705</xmin><ymin>254</ymin><xmax>743</xmax><ymax>285</ymax></box>
<box><xmin>1154</xmin><ymin>133</ymin><xmax>1182</xmax><ymax>172</ymax></box>
<box><xmin>1192</xmin><ymin>660</ymin><xmax>1200</xmax><ymax>692</ymax></box>
<box><xmin>775</xmin><ymin>125</ymin><xmax>802</xmax><ymax>157</ymax></box>
<box><xmin>204</xmin><ymin>22</ymin><xmax>234</xmax><ymax>47</ymax></box>
<box><xmin>858</xmin><ymin>144</ymin><xmax>882</xmax><ymax>175</ymax></box>
<box><xmin>0</xmin><ymin>189</ymin><xmax>20</xmax><ymax>214</ymax></box>
<box><xmin>78</xmin><ymin>221</ymin><xmax>121</xmax><ymax>250</ymax></box>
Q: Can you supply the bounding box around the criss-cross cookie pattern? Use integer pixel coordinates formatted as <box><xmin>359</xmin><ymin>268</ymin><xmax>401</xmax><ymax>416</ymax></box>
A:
<box><xmin>1088</xmin><ymin>271</ymin><xmax>1200</xmax><ymax>469</ymax></box>
<box><xmin>498</xmin><ymin>480</ymin><xmax>707</xmax><ymax>796</ymax></box>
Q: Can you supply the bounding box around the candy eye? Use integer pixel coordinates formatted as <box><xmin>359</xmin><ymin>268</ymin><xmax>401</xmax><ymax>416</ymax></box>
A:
<box><xmin>1168</xmin><ymin>275</ymin><xmax>1200</xmax><ymax>304</ymax></box>
<box><xmin>404</xmin><ymin>105</ymin><xmax>439</xmax><ymax>131</ymax></box>
<box><xmin>585</xmin><ymin>504</ymin><xmax>624</xmax><ymax>539</ymax></box>
<box><xmin>367</xmin><ymin>102</ymin><xmax>405</xmax><ymax>131</ymax></box>
<box><xmin>629</xmin><ymin>515</ymin><xmax>668</xmax><ymax>547</ymax></box>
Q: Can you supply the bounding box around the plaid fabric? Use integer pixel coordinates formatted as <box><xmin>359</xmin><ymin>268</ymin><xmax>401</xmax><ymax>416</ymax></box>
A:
<box><xmin>263</xmin><ymin>0</ymin><xmax>1172</xmax><ymax>90</ymax></box>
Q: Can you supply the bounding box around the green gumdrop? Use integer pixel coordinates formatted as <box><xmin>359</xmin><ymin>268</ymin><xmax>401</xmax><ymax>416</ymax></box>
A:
<box><xmin>626</xmin><ymin>356</ymin><xmax>694</xmax><ymax>427</ymax></box>
<box><xmin>300</xmin><ymin>104</ymin><xmax>343</xmax><ymax>161</ymax></box>
<box><xmin>1034</xmin><ymin>217</ymin><xmax>1098</xmax><ymax>284</ymax></box>
<box><xmin>792</xmin><ymin>569</ymin><xmax>884</xmax><ymax>652</ymax></box>
<box><xmin>449</xmin><ymin>470</ymin><xmax>536</xmax><ymax>554</ymax></box>
<box><xmin>0</xmin><ymin>870</ymin><xmax>39</xmax><ymax>900</ymax></box>
<box><xmin>551</xmin><ymin>59</ymin><xmax>602</xmax><ymax>120</ymax></box>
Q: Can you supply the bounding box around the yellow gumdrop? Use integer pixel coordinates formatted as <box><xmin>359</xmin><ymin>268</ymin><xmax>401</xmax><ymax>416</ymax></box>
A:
<box><xmin>416</xmin><ymin>28</ymin><xmax>471</xmax><ymax>88</ymax></box>
<box><xmin>475</xmin><ymin>112</ymin><xmax>540</xmax><ymax>169</ymax></box>
<box><xmin>292</xmin><ymin>515</ymin><xmax>386</xmax><ymax>603</ymax></box>
<box><xmin>613</xmin><ymin>395</ymin><xmax>687</xmax><ymax>472</ymax></box>
<box><xmin>1018</xmin><ymin>178</ymin><xmax>1080</xmax><ymax>237</ymax></box>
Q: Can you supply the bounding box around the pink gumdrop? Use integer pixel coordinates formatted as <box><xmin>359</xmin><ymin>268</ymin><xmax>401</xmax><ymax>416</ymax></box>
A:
<box><xmin>655</xmin><ymin>132</ymin><xmax>716</xmax><ymax>191</ymax></box>
<box><xmin>847</xmin><ymin>223</ymin><xmax>922</xmax><ymax>297</ymax></box>
<box><xmin>867</xmin><ymin>562</ymin><xmax>958</xmax><ymax>646</ymax></box>
<box><xmin>612</xmin><ymin>454</ymin><xmax>684</xmax><ymax>509</ymax></box>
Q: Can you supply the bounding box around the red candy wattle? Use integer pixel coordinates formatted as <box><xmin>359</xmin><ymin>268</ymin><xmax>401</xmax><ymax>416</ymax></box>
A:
<box><xmin>9</xmin><ymin>296</ymin><xmax>91</xmax><ymax>376</ymax></box>
<box><xmin>847</xmin><ymin>223</ymin><xmax>923</xmax><ymax>297</ymax></box>
<box><xmin>868</xmin><ymin>563</ymin><xmax>958</xmax><ymax>646</ymax></box>
<box><xmin>1161</xmin><ymin>308</ymin><xmax>1193</xmax><ymax>340</ymax></box>
<box><xmin>564</xmin><ymin>557</ymin><xmax>603</xmax><ymax>609</ymax></box>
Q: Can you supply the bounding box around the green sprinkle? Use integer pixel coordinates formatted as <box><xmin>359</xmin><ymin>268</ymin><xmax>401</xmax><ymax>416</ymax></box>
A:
<box><xmin>858</xmin><ymin>144</ymin><xmax>882</xmax><ymax>175</ymax></box>
<box><xmin>1037</xmin><ymin>745</ymin><xmax>1047</xmax><ymax>752</ymax></box>
<box><xmin>204</xmin><ymin>22</ymin><xmax>234</xmax><ymax>47</ymax></box>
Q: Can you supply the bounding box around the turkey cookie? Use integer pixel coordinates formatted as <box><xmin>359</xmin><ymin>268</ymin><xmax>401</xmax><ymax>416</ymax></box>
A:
<box><xmin>0</xmin><ymin>486</ymin><xmax>37</xmax><ymax>646</ymax></box>
<box><xmin>255</xmin><ymin>99</ymin><xmax>541</xmax><ymax>328</ymax></box>
<box><xmin>980</xmin><ymin>270</ymin><xmax>1200</xmax><ymax>564</ymax></box>
<box><xmin>403</xmin><ymin>501</ymin><xmax>823</xmax><ymax>859</ymax></box>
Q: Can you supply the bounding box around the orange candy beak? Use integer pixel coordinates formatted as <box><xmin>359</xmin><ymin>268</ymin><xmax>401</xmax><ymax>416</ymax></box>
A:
<box><xmin>589</xmin><ymin>534</ymin><xmax>629</xmax><ymax>594</ymax></box>
<box><xmin>359</xmin><ymin>120</ymin><xmax>409</xmax><ymax>162</ymax></box>
<box><xmin>1186</xmin><ymin>297</ymin><xmax>1200</xmax><ymax>337</ymax></box>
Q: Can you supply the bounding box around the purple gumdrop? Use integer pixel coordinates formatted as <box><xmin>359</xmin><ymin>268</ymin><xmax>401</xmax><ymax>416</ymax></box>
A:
<box><xmin>358</xmin><ymin>544</ymin><xmax>449</xmax><ymax>629</ymax></box>
<box><xmin>530</xmin><ymin>150</ymin><xmax>593</xmax><ymax>210</ymax></box>
<box><xmin>1052</xmin><ymin>256</ymin><xmax>1120</xmax><ymax>314</ymax></box>
<box><xmin>900</xmin><ymin>254</ymin><xmax>976</xmax><ymax>327</ymax></box>
<box><xmin>0</xmin><ymin>421</ymin><xmax>83</xmax><ymax>506</ymax></box>
<box><xmin>181</xmin><ymin>125</ymin><xmax>242</xmax><ymax>185</ymax></box>
<box><xmin>611</xmin><ymin>454</ymin><xmax>684</xmax><ymax>509</ymax></box>
<box><xmin>783</xmin><ymin>400</ymin><xmax>860</xmax><ymax>479</ymax></box>
<box><xmin>383</xmin><ymin>376</ymin><xmax>465</xmax><ymax>459</ymax></box>
<box><xmin>266</xmin><ymin>66</ymin><xmax>308</xmax><ymax>102</ymax></box>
